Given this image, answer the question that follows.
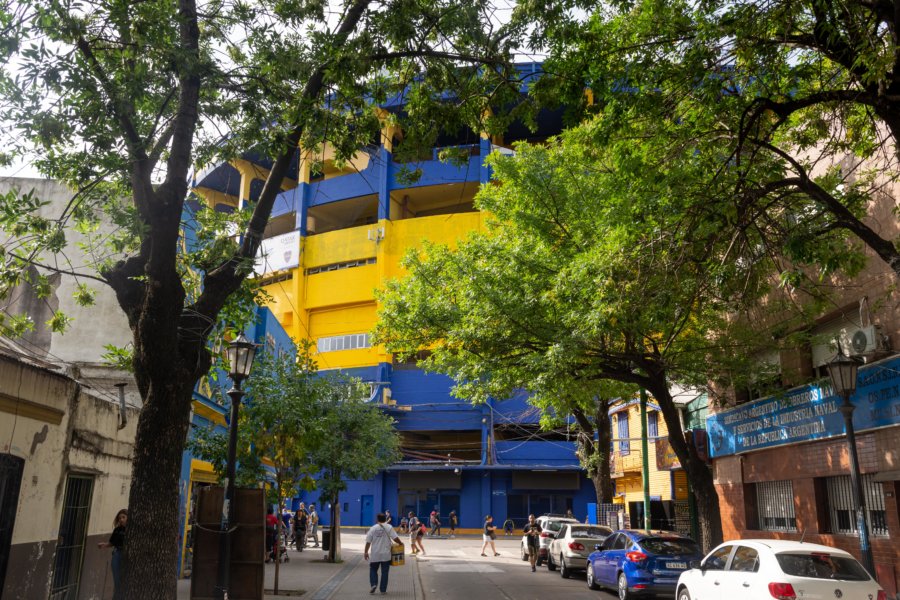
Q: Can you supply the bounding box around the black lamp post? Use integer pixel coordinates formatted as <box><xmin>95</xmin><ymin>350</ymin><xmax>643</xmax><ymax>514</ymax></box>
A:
<box><xmin>825</xmin><ymin>348</ymin><xmax>875</xmax><ymax>576</ymax></box>
<box><xmin>215</xmin><ymin>332</ymin><xmax>257</xmax><ymax>600</ymax></box>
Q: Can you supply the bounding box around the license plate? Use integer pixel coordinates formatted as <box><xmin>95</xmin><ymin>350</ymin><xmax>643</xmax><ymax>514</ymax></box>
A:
<box><xmin>666</xmin><ymin>562</ymin><xmax>687</xmax><ymax>569</ymax></box>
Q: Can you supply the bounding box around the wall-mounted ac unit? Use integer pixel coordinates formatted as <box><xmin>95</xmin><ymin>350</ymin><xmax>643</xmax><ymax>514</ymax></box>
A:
<box><xmin>843</xmin><ymin>325</ymin><xmax>886</xmax><ymax>355</ymax></box>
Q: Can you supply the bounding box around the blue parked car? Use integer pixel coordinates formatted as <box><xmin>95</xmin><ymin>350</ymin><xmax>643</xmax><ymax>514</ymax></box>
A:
<box><xmin>586</xmin><ymin>529</ymin><xmax>703</xmax><ymax>599</ymax></box>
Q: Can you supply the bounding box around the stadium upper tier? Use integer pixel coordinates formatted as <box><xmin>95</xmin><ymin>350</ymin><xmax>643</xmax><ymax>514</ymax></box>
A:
<box><xmin>190</xmin><ymin>62</ymin><xmax>567</xmax><ymax>232</ymax></box>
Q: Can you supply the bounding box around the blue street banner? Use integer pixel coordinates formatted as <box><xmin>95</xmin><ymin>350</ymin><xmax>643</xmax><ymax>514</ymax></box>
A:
<box><xmin>707</xmin><ymin>355</ymin><xmax>900</xmax><ymax>458</ymax></box>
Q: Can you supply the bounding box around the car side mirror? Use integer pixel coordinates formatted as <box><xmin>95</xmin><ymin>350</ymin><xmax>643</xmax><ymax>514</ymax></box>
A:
<box><xmin>594</xmin><ymin>544</ymin><xmax>603</xmax><ymax>551</ymax></box>
<box><xmin>690</xmin><ymin>560</ymin><xmax>703</xmax><ymax>570</ymax></box>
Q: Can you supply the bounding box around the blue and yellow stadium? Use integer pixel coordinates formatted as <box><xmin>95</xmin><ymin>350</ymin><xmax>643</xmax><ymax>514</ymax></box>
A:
<box><xmin>189</xmin><ymin>63</ymin><xmax>691</xmax><ymax>532</ymax></box>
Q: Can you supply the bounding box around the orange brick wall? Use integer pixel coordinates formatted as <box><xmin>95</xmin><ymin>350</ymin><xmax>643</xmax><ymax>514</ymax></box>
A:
<box><xmin>713</xmin><ymin>426</ymin><xmax>900</xmax><ymax>596</ymax></box>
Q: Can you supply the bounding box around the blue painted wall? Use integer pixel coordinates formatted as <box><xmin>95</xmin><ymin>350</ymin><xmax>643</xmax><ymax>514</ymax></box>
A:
<box><xmin>296</xmin><ymin>469</ymin><xmax>596</xmax><ymax>530</ymax></box>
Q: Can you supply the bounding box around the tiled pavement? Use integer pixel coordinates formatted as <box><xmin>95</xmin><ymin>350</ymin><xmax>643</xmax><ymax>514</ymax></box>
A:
<box><xmin>177</xmin><ymin>530</ymin><xmax>422</xmax><ymax>600</ymax></box>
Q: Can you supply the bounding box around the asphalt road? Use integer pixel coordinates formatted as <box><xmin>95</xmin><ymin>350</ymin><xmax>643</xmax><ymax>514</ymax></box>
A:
<box><xmin>412</xmin><ymin>535</ymin><xmax>619</xmax><ymax>600</ymax></box>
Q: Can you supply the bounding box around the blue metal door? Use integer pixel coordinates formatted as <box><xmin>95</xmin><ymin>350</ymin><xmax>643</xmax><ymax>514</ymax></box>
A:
<box><xmin>361</xmin><ymin>495</ymin><xmax>374</xmax><ymax>526</ymax></box>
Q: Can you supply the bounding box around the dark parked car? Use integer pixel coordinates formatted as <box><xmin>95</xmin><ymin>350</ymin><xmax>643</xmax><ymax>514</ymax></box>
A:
<box><xmin>586</xmin><ymin>530</ymin><xmax>703</xmax><ymax>599</ymax></box>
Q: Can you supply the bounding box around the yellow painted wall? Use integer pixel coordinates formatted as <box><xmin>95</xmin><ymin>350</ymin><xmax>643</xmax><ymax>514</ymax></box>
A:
<box><xmin>258</xmin><ymin>193</ymin><xmax>485</xmax><ymax>369</ymax></box>
<box><xmin>307</xmin><ymin>304</ymin><xmax>388</xmax><ymax>368</ymax></box>
<box><xmin>380</xmin><ymin>213</ymin><xmax>484</xmax><ymax>281</ymax></box>
<box><xmin>305</xmin><ymin>224</ymin><xmax>376</xmax><ymax>267</ymax></box>
<box><xmin>306</xmin><ymin>264</ymin><xmax>378</xmax><ymax>309</ymax></box>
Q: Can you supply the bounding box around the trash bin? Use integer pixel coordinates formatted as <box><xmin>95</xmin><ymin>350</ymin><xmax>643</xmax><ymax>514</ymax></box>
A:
<box><xmin>322</xmin><ymin>527</ymin><xmax>331</xmax><ymax>552</ymax></box>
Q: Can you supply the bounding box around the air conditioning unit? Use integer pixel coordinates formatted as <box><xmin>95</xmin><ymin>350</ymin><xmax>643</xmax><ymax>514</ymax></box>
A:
<box><xmin>843</xmin><ymin>325</ymin><xmax>887</xmax><ymax>355</ymax></box>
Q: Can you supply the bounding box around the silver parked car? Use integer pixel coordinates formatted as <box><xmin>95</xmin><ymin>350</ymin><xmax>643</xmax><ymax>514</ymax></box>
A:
<box><xmin>547</xmin><ymin>524</ymin><xmax>613</xmax><ymax>578</ymax></box>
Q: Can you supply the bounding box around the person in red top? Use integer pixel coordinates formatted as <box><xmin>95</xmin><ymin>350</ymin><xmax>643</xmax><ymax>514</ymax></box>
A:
<box><xmin>265</xmin><ymin>507</ymin><xmax>279</xmax><ymax>562</ymax></box>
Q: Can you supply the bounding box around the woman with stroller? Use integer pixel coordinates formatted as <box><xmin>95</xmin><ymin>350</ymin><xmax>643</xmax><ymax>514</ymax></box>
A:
<box><xmin>265</xmin><ymin>507</ymin><xmax>278</xmax><ymax>562</ymax></box>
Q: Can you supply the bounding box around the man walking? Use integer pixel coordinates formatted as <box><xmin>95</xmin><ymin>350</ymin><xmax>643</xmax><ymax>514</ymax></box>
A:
<box><xmin>523</xmin><ymin>514</ymin><xmax>542</xmax><ymax>572</ymax></box>
<box><xmin>308</xmin><ymin>503</ymin><xmax>319</xmax><ymax>547</ymax></box>
<box><xmin>364</xmin><ymin>513</ymin><xmax>402</xmax><ymax>595</ymax></box>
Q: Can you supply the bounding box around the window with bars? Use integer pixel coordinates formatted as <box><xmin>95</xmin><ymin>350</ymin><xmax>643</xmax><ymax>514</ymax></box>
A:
<box><xmin>823</xmin><ymin>474</ymin><xmax>888</xmax><ymax>537</ymax></box>
<box><xmin>49</xmin><ymin>474</ymin><xmax>94</xmax><ymax>600</ymax></box>
<box><xmin>317</xmin><ymin>333</ymin><xmax>370</xmax><ymax>353</ymax></box>
<box><xmin>756</xmin><ymin>480</ymin><xmax>797</xmax><ymax>532</ymax></box>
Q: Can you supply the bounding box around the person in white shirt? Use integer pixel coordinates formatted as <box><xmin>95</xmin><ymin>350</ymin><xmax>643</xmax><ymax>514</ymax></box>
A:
<box><xmin>364</xmin><ymin>513</ymin><xmax>402</xmax><ymax>595</ymax></box>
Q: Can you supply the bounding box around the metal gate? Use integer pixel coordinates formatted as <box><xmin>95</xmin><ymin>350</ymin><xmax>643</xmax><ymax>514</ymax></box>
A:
<box><xmin>49</xmin><ymin>474</ymin><xmax>94</xmax><ymax>600</ymax></box>
<box><xmin>0</xmin><ymin>454</ymin><xmax>24</xmax><ymax>594</ymax></box>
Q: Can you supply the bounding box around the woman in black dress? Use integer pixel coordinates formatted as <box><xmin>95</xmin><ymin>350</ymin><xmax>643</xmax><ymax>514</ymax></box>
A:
<box><xmin>98</xmin><ymin>509</ymin><xmax>127</xmax><ymax>598</ymax></box>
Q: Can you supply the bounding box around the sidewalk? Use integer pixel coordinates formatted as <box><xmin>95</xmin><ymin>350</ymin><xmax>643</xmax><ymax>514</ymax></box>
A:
<box><xmin>176</xmin><ymin>531</ymin><xmax>421</xmax><ymax>599</ymax></box>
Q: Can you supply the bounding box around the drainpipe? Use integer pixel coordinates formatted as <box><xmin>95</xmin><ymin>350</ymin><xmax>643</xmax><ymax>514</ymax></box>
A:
<box><xmin>114</xmin><ymin>383</ymin><xmax>127</xmax><ymax>430</ymax></box>
<box><xmin>640</xmin><ymin>389</ymin><xmax>651</xmax><ymax>530</ymax></box>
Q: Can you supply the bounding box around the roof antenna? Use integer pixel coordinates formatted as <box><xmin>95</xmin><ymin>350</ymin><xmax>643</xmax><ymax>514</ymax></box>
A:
<box><xmin>799</xmin><ymin>528</ymin><xmax>807</xmax><ymax>544</ymax></box>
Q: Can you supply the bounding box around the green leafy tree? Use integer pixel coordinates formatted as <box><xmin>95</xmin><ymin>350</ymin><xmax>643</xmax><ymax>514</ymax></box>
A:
<box><xmin>375</xmin><ymin>123</ymin><xmax>785</xmax><ymax>551</ymax></box>
<box><xmin>304</xmin><ymin>379</ymin><xmax>401</xmax><ymax>563</ymax></box>
<box><xmin>190</xmin><ymin>348</ymin><xmax>320</xmax><ymax>595</ymax></box>
<box><xmin>0</xmin><ymin>0</ymin><xmax>527</xmax><ymax>595</ymax></box>
<box><xmin>189</xmin><ymin>344</ymin><xmax>400</xmax><ymax>566</ymax></box>
<box><xmin>524</xmin><ymin>0</ymin><xmax>900</xmax><ymax>281</ymax></box>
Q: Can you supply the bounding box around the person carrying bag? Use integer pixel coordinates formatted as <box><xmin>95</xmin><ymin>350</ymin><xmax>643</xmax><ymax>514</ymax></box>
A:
<box><xmin>364</xmin><ymin>513</ymin><xmax>403</xmax><ymax>594</ymax></box>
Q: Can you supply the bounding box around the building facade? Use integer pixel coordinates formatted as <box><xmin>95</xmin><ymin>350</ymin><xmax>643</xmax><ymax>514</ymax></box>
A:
<box><xmin>608</xmin><ymin>398</ymin><xmax>696</xmax><ymax>535</ymax></box>
<box><xmin>190</xmin><ymin>65</ymin><xmax>709</xmax><ymax>534</ymax></box>
<box><xmin>707</xmin><ymin>212</ymin><xmax>900</xmax><ymax>598</ymax></box>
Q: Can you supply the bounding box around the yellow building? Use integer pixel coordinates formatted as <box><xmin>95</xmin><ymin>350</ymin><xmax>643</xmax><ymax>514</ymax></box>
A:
<box><xmin>609</xmin><ymin>398</ymin><xmax>692</xmax><ymax>530</ymax></box>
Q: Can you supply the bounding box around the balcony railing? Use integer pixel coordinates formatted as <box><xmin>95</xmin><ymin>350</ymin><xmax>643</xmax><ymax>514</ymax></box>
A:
<box><xmin>610</xmin><ymin>450</ymin><xmax>643</xmax><ymax>476</ymax></box>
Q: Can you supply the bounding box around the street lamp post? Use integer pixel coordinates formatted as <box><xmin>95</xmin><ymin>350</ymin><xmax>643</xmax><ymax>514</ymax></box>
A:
<box><xmin>215</xmin><ymin>332</ymin><xmax>257</xmax><ymax>600</ymax></box>
<box><xmin>825</xmin><ymin>348</ymin><xmax>875</xmax><ymax>576</ymax></box>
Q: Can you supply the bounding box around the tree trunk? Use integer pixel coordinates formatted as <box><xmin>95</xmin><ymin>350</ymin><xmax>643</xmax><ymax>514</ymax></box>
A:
<box><xmin>643</xmin><ymin>373</ymin><xmax>723</xmax><ymax>552</ymax></box>
<box><xmin>594</xmin><ymin>402</ymin><xmax>613</xmax><ymax>503</ymax></box>
<box><xmin>121</xmin><ymin>380</ymin><xmax>194</xmax><ymax>600</ymax></box>
<box><xmin>572</xmin><ymin>403</ymin><xmax>613</xmax><ymax>506</ymax></box>
<box><xmin>328</xmin><ymin>492</ymin><xmax>341</xmax><ymax>562</ymax></box>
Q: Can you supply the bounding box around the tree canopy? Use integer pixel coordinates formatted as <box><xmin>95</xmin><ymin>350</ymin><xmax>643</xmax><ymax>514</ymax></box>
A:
<box><xmin>189</xmin><ymin>342</ymin><xmax>400</xmax><ymax>567</ymax></box>
<box><xmin>527</xmin><ymin>0</ymin><xmax>899</xmax><ymax>281</ymax></box>
<box><xmin>374</xmin><ymin>118</ymin><xmax>793</xmax><ymax>549</ymax></box>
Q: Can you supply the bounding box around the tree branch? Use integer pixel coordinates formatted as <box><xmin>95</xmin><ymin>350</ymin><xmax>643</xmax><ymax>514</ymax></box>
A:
<box><xmin>748</xmin><ymin>137</ymin><xmax>900</xmax><ymax>278</ymax></box>
<box><xmin>73</xmin><ymin>36</ymin><xmax>146</xmax><ymax>161</ymax></box>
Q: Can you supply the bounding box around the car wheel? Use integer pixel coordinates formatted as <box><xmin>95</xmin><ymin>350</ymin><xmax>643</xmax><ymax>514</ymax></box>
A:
<box><xmin>586</xmin><ymin>562</ymin><xmax>600</xmax><ymax>590</ymax></box>
<box><xmin>547</xmin><ymin>552</ymin><xmax>557</xmax><ymax>571</ymax></box>
<box><xmin>677</xmin><ymin>587</ymin><xmax>691</xmax><ymax>600</ymax></box>
<box><xmin>617</xmin><ymin>572</ymin><xmax>631</xmax><ymax>600</ymax></box>
<box><xmin>559</xmin><ymin>555</ymin><xmax>571</xmax><ymax>578</ymax></box>
<box><xmin>521</xmin><ymin>544</ymin><xmax>528</xmax><ymax>561</ymax></box>
<box><xmin>536</xmin><ymin>554</ymin><xmax>544</xmax><ymax>567</ymax></box>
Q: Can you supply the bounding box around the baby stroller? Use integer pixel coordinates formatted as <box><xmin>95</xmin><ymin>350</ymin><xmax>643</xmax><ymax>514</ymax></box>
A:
<box><xmin>267</xmin><ymin>530</ymin><xmax>290</xmax><ymax>563</ymax></box>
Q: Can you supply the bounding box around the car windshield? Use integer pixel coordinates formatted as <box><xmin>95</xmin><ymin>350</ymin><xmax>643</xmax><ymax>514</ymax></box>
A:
<box><xmin>570</xmin><ymin>527</ymin><xmax>610</xmax><ymax>538</ymax></box>
<box><xmin>775</xmin><ymin>553</ymin><xmax>871</xmax><ymax>581</ymax></box>
<box><xmin>639</xmin><ymin>538</ymin><xmax>700</xmax><ymax>556</ymax></box>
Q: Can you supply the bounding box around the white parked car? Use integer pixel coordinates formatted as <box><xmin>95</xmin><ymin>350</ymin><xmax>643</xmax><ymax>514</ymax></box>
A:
<box><xmin>547</xmin><ymin>523</ymin><xmax>612</xmax><ymax>578</ymax></box>
<box><xmin>676</xmin><ymin>539</ymin><xmax>886</xmax><ymax>600</ymax></box>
